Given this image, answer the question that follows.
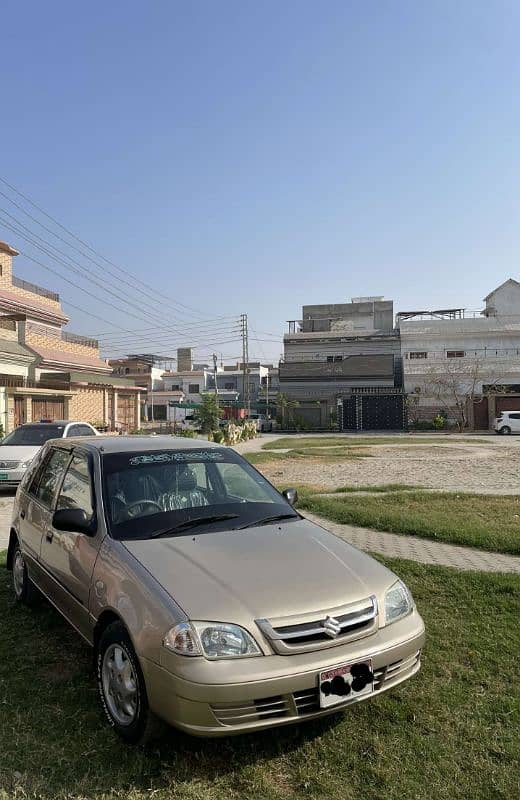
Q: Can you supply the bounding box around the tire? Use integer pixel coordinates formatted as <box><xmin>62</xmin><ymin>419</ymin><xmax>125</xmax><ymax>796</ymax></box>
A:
<box><xmin>96</xmin><ymin>621</ymin><xmax>162</xmax><ymax>745</ymax></box>
<box><xmin>12</xmin><ymin>541</ymin><xmax>37</xmax><ymax>606</ymax></box>
<box><xmin>500</xmin><ymin>426</ymin><xmax>511</xmax><ymax>435</ymax></box>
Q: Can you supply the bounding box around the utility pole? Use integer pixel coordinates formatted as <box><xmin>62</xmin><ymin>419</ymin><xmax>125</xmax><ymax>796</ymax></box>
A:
<box><xmin>212</xmin><ymin>352</ymin><xmax>219</xmax><ymax>410</ymax></box>
<box><xmin>240</xmin><ymin>313</ymin><xmax>250</xmax><ymax>416</ymax></box>
<box><xmin>265</xmin><ymin>368</ymin><xmax>269</xmax><ymax>419</ymax></box>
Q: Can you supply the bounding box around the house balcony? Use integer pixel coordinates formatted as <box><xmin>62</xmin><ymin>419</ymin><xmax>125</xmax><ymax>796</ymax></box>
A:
<box><xmin>12</xmin><ymin>276</ymin><xmax>60</xmax><ymax>303</ymax></box>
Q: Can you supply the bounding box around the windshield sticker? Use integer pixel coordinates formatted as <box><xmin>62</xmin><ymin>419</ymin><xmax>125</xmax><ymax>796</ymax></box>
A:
<box><xmin>129</xmin><ymin>451</ymin><xmax>226</xmax><ymax>466</ymax></box>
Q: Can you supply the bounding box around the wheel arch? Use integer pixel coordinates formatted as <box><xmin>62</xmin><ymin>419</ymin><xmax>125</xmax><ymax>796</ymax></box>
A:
<box><xmin>93</xmin><ymin>610</ymin><xmax>125</xmax><ymax>651</ymax></box>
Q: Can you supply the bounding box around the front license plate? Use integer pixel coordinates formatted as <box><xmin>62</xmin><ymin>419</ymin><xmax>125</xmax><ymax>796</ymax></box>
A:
<box><xmin>319</xmin><ymin>659</ymin><xmax>374</xmax><ymax>708</ymax></box>
<box><xmin>0</xmin><ymin>473</ymin><xmax>8</xmax><ymax>481</ymax></box>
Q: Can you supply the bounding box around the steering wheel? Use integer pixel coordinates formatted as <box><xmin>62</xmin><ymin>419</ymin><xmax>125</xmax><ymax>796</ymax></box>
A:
<box><xmin>124</xmin><ymin>499</ymin><xmax>163</xmax><ymax>519</ymax></box>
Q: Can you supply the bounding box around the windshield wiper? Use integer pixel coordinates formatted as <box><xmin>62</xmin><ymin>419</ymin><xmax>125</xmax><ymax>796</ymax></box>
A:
<box><xmin>237</xmin><ymin>513</ymin><xmax>298</xmax><ymax>530</ymax></box>
<box><xmin>150</xmin><ymin>513</ymin><xmax>239</xmax><ymax>538</ymax></box>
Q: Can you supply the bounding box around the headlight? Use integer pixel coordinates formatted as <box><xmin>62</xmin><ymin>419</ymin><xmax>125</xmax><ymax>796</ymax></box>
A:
<box><xmin>20</xmin><ymin>459</ymin><xmax>33</xmax><ymax>470</ymax></box>
<box><xmin>163</xmin><ymin>621</ymin><xmax>261</xmax><ymax>659</ymax></box>
<box><xmin>384</xmin><ymin>580</ymin><xmax>413</xmax><ymax>624</ymax></box>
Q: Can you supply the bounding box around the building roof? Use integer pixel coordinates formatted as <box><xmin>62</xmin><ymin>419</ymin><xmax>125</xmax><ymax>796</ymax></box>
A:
<box><xmin>0</xmin><ymin>288</ymin><xmax>69</xmax><ymax>325</ymax></box>
<box><xmin>0</xmin><ymin>241</ymin><xmax>19</xmax><ymax>256</ymax></box>
<box><xmin>0</xmin><ymin>338</ymin><xmax>34</xmax><ymax>360</ymax></box>
<box><xmin>484</xmin><ymin>278</ymin><xmax>520</xmax><ymax>302</ymax></box>
<box><xmin>28</xmin><ymin>345</ymin><xmax>112</xmax><ymax>373</ymax></box>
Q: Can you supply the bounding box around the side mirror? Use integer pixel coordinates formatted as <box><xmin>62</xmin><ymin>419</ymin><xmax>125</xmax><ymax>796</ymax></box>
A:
<box><xmin>282</xmin><ymin>488</ymin><xmax>298</xmax><ymax>506</ymax></box>
<box><xmin>52</xmin><ymin>508</ymin><xmax>93</xmax><ymax>534</ymax></box>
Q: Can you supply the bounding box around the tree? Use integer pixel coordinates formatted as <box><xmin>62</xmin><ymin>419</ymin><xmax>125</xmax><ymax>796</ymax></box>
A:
<box><xmin>424</xmin><ymin>358</ymin><xmax>506</xmax><ymax>432</ymax></box>
<box><xmin>193</xmin><ymin>393</ymin><xmax>220</xmax><ymax>434</ymax></box>
<box><xmin>276</xmin><ymin>393</ymin><xmax>300</xmax><ymax>429</ymax></box>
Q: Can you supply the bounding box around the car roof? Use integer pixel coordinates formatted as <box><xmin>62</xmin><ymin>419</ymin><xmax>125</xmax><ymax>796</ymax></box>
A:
<box><xmin>18</xmin><ymin>420</ymin><xmax>92</xmax><ymax>427</ymax></box>
<box><xmin>67</xmin><ymin>435</ymin><xmax>224</xmax><ymax>454</ymax></box>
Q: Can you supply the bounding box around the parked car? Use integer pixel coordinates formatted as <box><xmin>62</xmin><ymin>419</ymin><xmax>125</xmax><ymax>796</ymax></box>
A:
<box><xmin>0</xmin><ymin>421</ymin><xmax>98</xmax><ymax>486</ymax></box>
<box><xmin>494</xmin><ymin>411</ymin><xmax>520</xmax><ymax>435</ymax></box>
<box><xmin>248</xmin><ymin>413</ymin><xmax>273</xmax><ymax>432</ymax></box>
<box><xmin>7</xmin><ymin>436</ymin><xmax>425</xmax><ymax>744</ymax></box>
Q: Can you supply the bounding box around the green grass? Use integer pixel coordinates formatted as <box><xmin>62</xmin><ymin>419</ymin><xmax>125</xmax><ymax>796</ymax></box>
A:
<box><xmin>297</xmin><ymin>491</ymin><xmax>520</xmax><ymax>555</ymax></box>
<box><xmin>0</xmin><ymin>551</ymin><xmax>518</xmax><ymax>800</ymax></box>
<box><xmin>245</xmin><ymin>448</ymin><xmax>367</xmax><ymax>466</ymax></box>
<box><xmin>264</xmin><ymin>436</ymin><xmax>491</xmax><ymax>450</ymax></box>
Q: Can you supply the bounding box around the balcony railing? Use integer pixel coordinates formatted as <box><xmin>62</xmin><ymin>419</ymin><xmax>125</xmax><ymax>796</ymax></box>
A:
<box><xmin>13</xmin><ymin>276</ymin><xmax>60</xmax><ymax>302</ymax></box>
<box><xmin>404</xmin><ymin>349</ymin><xmax>520</xmax><ymax>361</ymax></box>
<box><xmin>0</xmin><ymin>375</ymin><xmax>70</xmax><ymax>390</ymax></box>
<box><xmin>62</xmin><ymin>331</ymin><xmax>99</xmax><ymax>348</ymax></box>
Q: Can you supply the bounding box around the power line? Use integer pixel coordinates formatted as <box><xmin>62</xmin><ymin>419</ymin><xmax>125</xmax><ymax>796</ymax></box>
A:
<box><xmin>0</xmin><ymin>175</ymin><xmax>224</xmax><ymax>322</ymax></box>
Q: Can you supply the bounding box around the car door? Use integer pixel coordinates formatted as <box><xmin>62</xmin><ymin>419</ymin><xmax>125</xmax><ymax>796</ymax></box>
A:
<box><xmin>39</xmin><ymin>449</ymin><xmax>102</xmax><ymax>639</ymax></box>
<box><xmin>509</xmin><ymin>413</ymin><xmax>520</xmax><ymax>432</ymax></box>
<box><xmin>18</xmin><ymin>447</ymin><xmax>71</xmax><ymax>580</ymax></box>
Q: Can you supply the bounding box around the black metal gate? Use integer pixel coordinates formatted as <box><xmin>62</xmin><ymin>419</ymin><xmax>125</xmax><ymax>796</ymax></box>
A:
<box><xmin>341</xmin><ymin>392</ymin><xmax>406</xmax><ymax>431</ymax></box>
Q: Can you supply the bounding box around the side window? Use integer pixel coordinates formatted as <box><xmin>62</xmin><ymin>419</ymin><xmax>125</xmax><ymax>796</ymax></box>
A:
<box><xmin>56</xmin><ymin>452</ymin><xmax>94</xmax><ymax>518</ymax></box>
<box><xmin>26</xmin><ymin>449</ymin><xmax>49</xmax><ymax>495</ymax></box>
<box><xmin>34</xmin><ymin>448</ymin><xmax>71</xmax><ymax>508</ymax></box>
<box><xmin>78</xmin><ymin>425</ymin><xmax>95</xmax><ymax>436</ymax></box>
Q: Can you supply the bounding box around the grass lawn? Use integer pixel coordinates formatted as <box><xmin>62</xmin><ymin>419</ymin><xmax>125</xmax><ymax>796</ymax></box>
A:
<box><xmin>245</xmin><ymin>448</ymin><xmax>368</xmax><ymax>466</ymax></box>
<box><xmin>297</xmin><ymin>491</ymin><xmax>520</xmax><ymax>555</ymax></box>
<box><xmin>333</xmin><ymin>483</ymin><xmax>424</xmax><ymax>493</ymax></box>
<box><xmin>263</xmin><ymin>436</ymin><xmax>491</xmax><ymax>450</ymax></box>
<box><xmin>0</xmin><ymin>551</ymin><xmax>518</xmax><ymax>800</ymax></box>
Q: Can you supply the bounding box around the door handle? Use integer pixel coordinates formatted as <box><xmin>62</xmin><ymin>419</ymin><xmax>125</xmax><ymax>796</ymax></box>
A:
<box><xmin>20</xmin><ymin>510</ymin><xmax>25</xmax><ymax>519</ymax></box>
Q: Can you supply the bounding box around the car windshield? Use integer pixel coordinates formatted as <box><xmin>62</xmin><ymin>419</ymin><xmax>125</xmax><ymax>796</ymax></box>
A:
<box><xmin>1</xmin><ymin>425</ymin><xmax>65</xmax><ymax>446</ymax></box>
<box><xmin>102</xmin><ymin>447</ymin><xmax>298</xmax><ymax>540</ymax></box>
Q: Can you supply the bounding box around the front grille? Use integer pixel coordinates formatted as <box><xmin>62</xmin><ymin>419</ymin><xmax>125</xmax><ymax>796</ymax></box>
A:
<box><xmin>0</xmin><ymin>461</ymin><xmax>20</xmax><ymax>470</ymax></box>
<box><xmin>211</xmin><ymin>695</ymin><xmax>290</xmax><ymax>726</ymax></box>
<box><xmin>373</xmin><ymin>650</ymin><xmax>421</xmax><ymax>690</ymax></box>
<box><xmin>256</xmin><ymin>596</ymin><xmax>378</xmax><ymax>654</ymax></box>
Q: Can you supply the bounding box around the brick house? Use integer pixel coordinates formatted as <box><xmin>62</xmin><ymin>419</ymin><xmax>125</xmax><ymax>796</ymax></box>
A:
<box><xmin>0</xmin><ymin>240</ymin><xmax>142</xmax><ymax>432</ymax></box>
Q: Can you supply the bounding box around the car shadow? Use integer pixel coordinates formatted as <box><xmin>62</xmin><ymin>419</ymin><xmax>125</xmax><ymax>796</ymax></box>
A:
<box><xmin>0</xmin><ymin>572</ymin><xmax>345</xmax><ymax>798</ymax></box>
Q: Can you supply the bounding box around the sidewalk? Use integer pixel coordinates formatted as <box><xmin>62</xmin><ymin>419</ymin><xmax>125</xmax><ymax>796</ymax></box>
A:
<box><xmin>302</xmin><ymin>511</ymin><xmax>520</xmax><ymax>574</ymax></box>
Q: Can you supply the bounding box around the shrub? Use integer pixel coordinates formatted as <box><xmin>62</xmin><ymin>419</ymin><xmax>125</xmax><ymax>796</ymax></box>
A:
<box><xmin>211</xmin><ymin>429</ymin><xmax>224</xmax><ymax>443</ymax></box>
<box><xmin>433</xmin><ymin>414</ymin><xmax>446</xmax><ymax>430</ymax></box>
<box><xmin>409</xmin><ymin>420</ymin><xmax>435</xmax><ymax>431</ymax></box>
<box><xmin>175</xmin><ymin>428</ymin><xmax>196</xmax><ymax>438</ymax></box>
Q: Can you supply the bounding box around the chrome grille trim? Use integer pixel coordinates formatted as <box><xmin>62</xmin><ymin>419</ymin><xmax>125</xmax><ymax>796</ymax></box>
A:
<box><xmin>256</xmin><ymin>595</ymin><xmax>378</xmax><ymax>654</ymax></box>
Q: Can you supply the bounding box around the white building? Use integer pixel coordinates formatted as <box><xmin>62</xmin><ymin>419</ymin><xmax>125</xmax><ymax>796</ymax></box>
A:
<box><xmin>399</xmin><ymin>279</ymin><xmax>520</xmax><ymax>424</ymax></box>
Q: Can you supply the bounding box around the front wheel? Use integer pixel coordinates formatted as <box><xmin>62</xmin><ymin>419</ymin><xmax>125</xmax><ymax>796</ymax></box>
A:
<box><xmin>500</xmin><ymin>426</ymin><xmax>511</xmax><ymax>435</ymax></box>
<box><xmin>12</xmin><ymin>542</ymin><xmax>37</xmax><ymax>605</ymax></box>
<box><xmin>96</xmin><ymin>622</ymin><xmax>162</xmax><ymax>745</ymax></box>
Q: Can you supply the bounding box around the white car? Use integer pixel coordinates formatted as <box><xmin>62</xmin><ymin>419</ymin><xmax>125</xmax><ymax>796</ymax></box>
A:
<box><xmin>494</xmin><ymin>411</ymin><xmax>520</xmax><ymax>435</ymax></box>
<box><xmin>0</xmin><ymin>420</ymin><xmax>98</xmax><ymax>486</ymax></box>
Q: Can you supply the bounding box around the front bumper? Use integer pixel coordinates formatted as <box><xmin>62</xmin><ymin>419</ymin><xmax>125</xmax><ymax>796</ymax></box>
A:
<box><xmin>0</xmin><ymin>469</ymin><xmax>24</xmax><ymax>486</ymax></box>
<box><xmin>141</xmin><ymin>610</ymin><xmax>425</xmax><ymax>737</ymax></box>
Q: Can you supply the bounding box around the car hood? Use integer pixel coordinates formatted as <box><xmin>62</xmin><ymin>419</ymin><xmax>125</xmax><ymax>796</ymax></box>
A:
<box><xmin>0</xmin><ymin>445</ymin><xmax>41</xmax><ymax>463</ymax></box>
<box><xmin>123</xmin><ymin>516</ymin><xmax>395</xmax><ymax>623</ymax></box>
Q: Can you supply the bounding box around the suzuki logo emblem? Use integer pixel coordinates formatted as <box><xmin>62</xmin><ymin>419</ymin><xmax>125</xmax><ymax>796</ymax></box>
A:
<box><xmin>321</xmin><ymin>615</ymin><xmax>342</xmax><ymax>638</ymax></box>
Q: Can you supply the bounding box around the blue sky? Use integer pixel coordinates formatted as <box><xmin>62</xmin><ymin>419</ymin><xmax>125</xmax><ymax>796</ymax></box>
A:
<box><xmin>1</xmin><ymin>1</ymin><xmax>519</xmax><ymax>363</ymax></box>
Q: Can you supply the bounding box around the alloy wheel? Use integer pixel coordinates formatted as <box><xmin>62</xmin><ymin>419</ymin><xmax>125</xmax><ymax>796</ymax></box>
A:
<box><xmin>101</xmin><ymin>643</ymin><xmax>138</xmax><ymax>726</ymax></box>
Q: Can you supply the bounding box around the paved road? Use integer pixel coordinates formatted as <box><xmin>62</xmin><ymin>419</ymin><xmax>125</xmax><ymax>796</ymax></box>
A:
<box><xmin>303</xmin><ymin>511</ymin><xmax>520</xmax><ymax>574</ymax></box>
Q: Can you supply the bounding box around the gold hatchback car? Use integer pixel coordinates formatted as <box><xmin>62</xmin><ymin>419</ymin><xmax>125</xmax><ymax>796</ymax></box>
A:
<box><xmin>7</xmin><ymin>436</ymin><xmax>425</xmax><ymax>744</ymax></box>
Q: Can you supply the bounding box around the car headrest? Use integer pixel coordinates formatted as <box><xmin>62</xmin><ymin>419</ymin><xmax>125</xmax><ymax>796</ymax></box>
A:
<box><xmin>177</xmin><ymin>466</ymin><xmax>197</xmax><ymax>491</ymax></box>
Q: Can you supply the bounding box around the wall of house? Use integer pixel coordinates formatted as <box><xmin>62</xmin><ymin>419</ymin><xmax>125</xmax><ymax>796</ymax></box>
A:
<box><xmin>0</xmin><ymin>250</ymin><xmax>63</xmax><ymax>311</ymax></box>
<box><xmin>485</xmin><ymin>282</ymin><xmax>520</xmax><ymax>316</ymax></box>
<box><xmin>69</xmin><ymin>386</ymin><xmax>106</xmax><ymax>424</ymax></box>
<box><xmin>22</xmin><ymin>322</ymin><xmax>102</xmax><ymax>359</ymax></box>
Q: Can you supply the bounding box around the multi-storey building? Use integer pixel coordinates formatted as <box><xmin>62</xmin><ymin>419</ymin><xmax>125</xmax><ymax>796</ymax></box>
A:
<box><xmin>280</xmin><ymin>297</ymin><xmax>404</xmax><ymax>430</ymax></box>
<box><xmin>0</xmin><ymin>240</ymin><xmax>142</xmax><ymax>432</ymax></box>
<box><xmin>399</xmin><ymin>279</ymin><xmax>520</xmax><ymax>428</ymax></box>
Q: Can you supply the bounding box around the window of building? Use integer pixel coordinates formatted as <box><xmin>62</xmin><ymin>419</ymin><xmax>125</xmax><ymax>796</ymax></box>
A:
<box><xmin>169</xmin><ymin>383</ymin><xmax>181</xmax><ymax>390</ymax></box>
<box><xmin>249</xmin><ymin>382</ymin><xmax>255</xmax><ymax>393</ymax></box>
<box><xmin>326</xmin><ymin>355</ymin><xmax>343</xmax><ymax>363</ymax></box>
<box><xmin>224</xmin><ymin>382</ymin><xmax>234</xmax><ymax>391</ymax></box>
<box><xmin>188</xmin><ymin>384</ymin><xmax>200</xmax><ymax>394</ymax></box>
<box><xmin>409</xmin><ymin>352</ymin><xmax>428</xmax><ymax>359</ymax></box>
<box><xmin>446</xmin><ymin>350</ymin><xmax>465</xmax><ymax>358</ymax></box>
